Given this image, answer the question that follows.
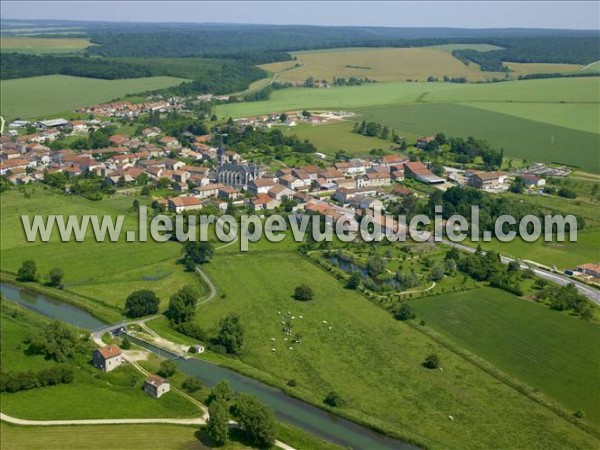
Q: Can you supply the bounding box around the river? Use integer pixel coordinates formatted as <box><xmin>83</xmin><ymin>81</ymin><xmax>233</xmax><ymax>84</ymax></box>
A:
<box><xmin>1</xmin><ymin>282</ymin><xmax>417</xmax><ymax>450</ymax></box>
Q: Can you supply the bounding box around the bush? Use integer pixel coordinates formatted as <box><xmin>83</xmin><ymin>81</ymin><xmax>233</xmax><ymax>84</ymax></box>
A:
<box><xmin>346</xmin><ymin>272</ymin><xmax>362</xmax><ymax>290</ymax></box>
<box><xmin>293</xmin><ymin>284</ymin><xmax>315</xmax><ymax>301</ymax></box>
<box><xmin>423</xmin><ymin>353</ymin><xmax>440</xmax><ymax>369</ymax></box>
<box><xmin>323</xmin><ymin>391</ymin><xmax>346</xmax><ymax>408</ymax></box>
<box><xmin>287</xmin><ymin>379</ymin><xmax>297</xmax><ymax>387</ymax></box>
<box><xmin>182</xmin><ymin>377</ymin><xmax>203</xmax><ymax>393</ymax></box>
<box><xmin>157</xmin><ymin>359</ymin><xmax>177</xmax><ymax>378</ymax></box>
<box><xmin>394</xmin><ymin>303</ymin><xmax>415</xmax><ymax>321</ymax></box>
<box><xmin>1</xmin><ymin>365</ymin><xmax>74</xmax><ymax>393</ymax></box>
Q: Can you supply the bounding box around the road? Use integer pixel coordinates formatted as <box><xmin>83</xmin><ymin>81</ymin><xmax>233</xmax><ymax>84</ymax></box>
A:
<box><xmin>441</xmin><ymin>239</ymin><xmax>600</xmax><ymax>305</ymax></box>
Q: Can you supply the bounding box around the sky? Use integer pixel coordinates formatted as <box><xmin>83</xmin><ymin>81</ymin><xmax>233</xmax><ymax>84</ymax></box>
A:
<box><xmin>1</xmin><ymin>1</ymin><xmax>599</xmax><ymax>30</ymax></box>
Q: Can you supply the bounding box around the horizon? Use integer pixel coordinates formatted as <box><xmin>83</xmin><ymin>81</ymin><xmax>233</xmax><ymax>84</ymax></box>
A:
<box><xmin>1</xmin><ymin>1</ymin><xmax>599</xmax><ymax>30</ymax></box>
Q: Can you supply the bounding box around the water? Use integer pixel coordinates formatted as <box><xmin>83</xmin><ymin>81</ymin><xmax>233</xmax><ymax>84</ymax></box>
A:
<box><xmin>1</xmin><ymin>282</ymin><xmax>416</xmax><ymax>450</ymax></box>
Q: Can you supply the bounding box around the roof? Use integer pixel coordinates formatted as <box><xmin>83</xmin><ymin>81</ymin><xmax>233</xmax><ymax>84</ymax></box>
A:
<box><xmin>251</xmin><ymin>178</ymin><xmax>276</xmax><ymax>187</ymax></box>
<box><xmin>577</xmin><ymin>263</ymin><xmax>600</xmax><ymax>272</ymax></box>
<box><xmin>168</xmin><ymin>196</ymin><xmax>202</xmax><ymax>207</ymax></box>
<box><xmin>97</xmin><ymin>345</ymin><xmax>121</xmax><ymax>359</ymax></box>
<box><xmin>38</xmin><ymin>118</ymin><xmax>69</xmax><ymax>127</ymax></box>
<box><xmin>472</xmin><ymin>171</ymin><xmax>506</xmax><ymax>181</ymax></box>
<box><xmin>145</xmin><ymin>375</ymin><xmax>169</xmax><ymax>386</ymax></box>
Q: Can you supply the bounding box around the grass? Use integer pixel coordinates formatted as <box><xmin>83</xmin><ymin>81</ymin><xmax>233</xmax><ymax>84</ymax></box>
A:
<box><xmin>0</xmin><ymin>37</ymin><xmax>92</xmax><ymax>54</ymax></box>
<box><xmin>0</xmin><ymin>303</ymin><xmax>200</xmax><ymax>420</ymax></box>
<box><xmin>191</xmin><ymin>242</ymin><xmax>599</xmax><ymax>449</ymax></box>
<box><xmin>281</xmin><ymin>121</ymin><xmax>408</xmax><ymax>156</ymax></box>
<box><xmin>462</xmin><ymin>227</ymin><xmax>600</xmax><ymax>270</ymax></box>
<box><xmin>579</xmin><ymin>61</ymin><xmax>600</xmax><ymax>74</ymax></box>
<box><xmin>0</xmin><ymin>75</ymin><xmax>188</xmax><ymax>119</ymax></box>
<box><xmin>504</xmin><ymin>62</ymin><xmax>584</xmax><ymax>75</ymax></box>
<box><xmin>261</xmin><ymin>47</ymin><xmax>506</xmax><ymax>83</ymax></box>
<box><xmin>410</xmin><ymin>287</ymin><xmax>600</xmax><ymax>424</ymax></box>
<box><xmin>0</xmin><ymin>423</ymin><xmax>210</xmax><ymax>450</ymax></box>
<box><xmin>354</xmin><ymin>102</ymin><xmax>600</xmax><ymax>171</ymax></box>
<box><xmin>0</xmin><ymin>188</ymin><xmax>203</xmax><ymax>310</ymax></box>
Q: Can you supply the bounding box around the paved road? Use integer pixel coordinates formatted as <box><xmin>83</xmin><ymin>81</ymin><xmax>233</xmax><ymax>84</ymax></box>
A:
<box><xmin>441</xmin><ymin>239</ymin><xmax>600</xmax><ymax>305</ymax></box>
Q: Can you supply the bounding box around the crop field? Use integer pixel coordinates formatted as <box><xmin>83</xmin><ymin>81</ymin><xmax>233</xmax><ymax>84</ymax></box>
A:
<box><xmin>411</xmin><ymin>288</ymin><xmax>600</xmax><ymax>424</ymax></box>
<box><xmin>0</xmin><ymin>37</ymin><xmax>92</xmax><ymax>53</ymax></box>
<box><xmin>0</xmin><ymin>189</ymin><xmax>202</xmax><ymax>310</ymax></box>
<box><xmin>355</xmin><ymin>102</ymin><xmax>600</xmax><ymax>171</ymax></box>
<box><xmin>0</xmin><ymin>305</ymin><xmax>199</xmax><ymax>420</ymax></box>
<box><xmin>194</xmin><ymin>242</ymin><xmax>599</xmax><ymax>449</ymax></box>
<box><xmin>0</xmin><ymin>75</ymin><xmax>188</xmax><ymax>119</ymax></box>
<box><xmin>261</xmin><ymin>47</ymin><xmax>506</xmax><ymax>83</ymax></box>
<box><xmin>579</xmin><ymin>61</ymin><xmax>600</xmax><ymax>74</ymax></box>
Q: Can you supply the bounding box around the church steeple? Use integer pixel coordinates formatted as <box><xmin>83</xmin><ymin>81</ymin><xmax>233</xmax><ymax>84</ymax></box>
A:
<box><xmin>217</xmin><ymin>133</ymin><xmax>227</xmax><ymax>166</ymax></box>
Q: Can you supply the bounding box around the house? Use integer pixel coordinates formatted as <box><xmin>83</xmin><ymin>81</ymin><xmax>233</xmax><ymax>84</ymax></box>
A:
<box><xmin>357</xmin><ymin>171</ymin><xmax>392</xmax><ymax>188</ymax></box>
<box><xmin>70</xmin><ymin>121</ymin><xmax>88</xmax><ymax>133</ymax></box>
<box><xmin>109</xmin><ymin>134</ymin><xmax>129</xmax><ymax>146</ymax></box>
<box><xmin>332</xmin><ymin>186</ymin><xmax>378</xmax><ymax>203</ymax></box>
<box><xmin>159</xmin><ymin>136</ymin><xmax>180</xmax><ymax>148</ymax></box>
<box><xmin>0</xmin><ymin>159</ymin><xmax>29</xmax><ymax>175</ymax></box>
<box><xmin>251</xmin><ymin>193</ymin><xmax>281</xmax><ymax>211</ymax></box>
<box><xmin>192</xmin><ymin>183</ymin><xmax>223</xmax><ymax>199</ymax></box>
<box><xmin>469</xmin><ymin>171</ymin><xmax>508</xmax><ymax>190</ymax></box>
<box><xmin>416</xmin><ymin>136</ymin><xmax>436</xmax><ymax>148</ymax></box>
<box><xmin>248</xmin><ymin>178</ymin><xmax>277</xmax><ymax>195</ymax></box>
<box><xmin>521</xmin><ymin>174</ymin><xmax>546</xmax><ymax>187</ymax></box>
<box><xmin>268</xmin><ymin>184</ymin><xmax>295</xmax><ymax>201</ymax></box>
<box><xmin>167</xmin><ymin>196</ymin><xmax>203</xmax><ymax>213</ymax></box>
<box><xmin>391</xmin><ymin>186</ymin><xmax>415</xmax><ymax>197</ymax></box>
<box><xmin>92</xmin><ymin>345</ymin><xmax>123</xmax><ymax>372</ymax></box>
<box><xmin>403</xmin><ymin>161</ymin><xmax>445</xmax><ymax>185</ymax></box>
<box><xmin>144</xmin><ymin>375</ymin><xmax>170</xmax><ymax>398</ymax></box>
<box><xmin>141</xmin><ymin>127</ymin><xmax>161</xmax><ymax>138</ymax></box>
<box><xmin>378</xmin><ymin>154</ymin><xmax>410</xmax><ymax>168</ymax></box>
<box><xmin>218</xmin><ymin>185</ymin><xmax>241</xmax><ymax>201</ymax></box>
<box><xmin>576</xmin><ymin>263</ymin><xmax>600</xmax><ymax>278</ymax></box>
<box><xmin>348</xmin><ymin>194</ymin><xmax>384</xmax><ymax>211</ymax></box>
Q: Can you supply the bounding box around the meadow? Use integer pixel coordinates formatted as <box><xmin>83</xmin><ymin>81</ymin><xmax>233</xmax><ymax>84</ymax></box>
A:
<box><xmin>0</xmin><ymin>303</ymin><xmax>199</xmax><ymax>420</ymax></box>
<box><xmin>503</xmin><ymin>61</ymin><xmax>584</xmax><ymax>75</ymax></box>
<box><xmin>0</xmin><ymin>188</ymin><xmax>202</xmax><ymax>310</ymax></box>
<box><xmin>354</xmin><ymin>102</ymin><xmax>600</xmax><ymax>171</ymax></box>
<box><xmin>261</xmin><ymin>47</ymin><xmax>506</xmax><ymax>83</ymax></box>
<box><xmin>0</xmin><ymin>74</ymin><xmax>188</xmax><ymax>119</ymax></box>
<box><xmin>191</xmin><ymin>242</ymin><xmax>599</xmax><ymax>449</ymax></box>
<box><xmin>411</xmin><ymin>288</ymin><xmax>600</xmax><ymax>424</ymax></box>
<box><xmin>0</xmin><ymin>37</ymin><xmax>92</xmax><ymax>54</ymax></box>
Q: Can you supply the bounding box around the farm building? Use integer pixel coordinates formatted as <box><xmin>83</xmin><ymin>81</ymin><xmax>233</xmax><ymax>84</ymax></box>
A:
<box><xmin>144</xmin><ymin>375</ymin><xmax>171</xmax><ymax>398</ymax></box>
<box><xmin>403</xmin><ymin>161</ymin><xmax>445</xmax><ymax>185</ymax></box>
<box><xmin>92</xmin><ymin>345</ymin><xmax>123</xmax><ymax>372</ymax></box>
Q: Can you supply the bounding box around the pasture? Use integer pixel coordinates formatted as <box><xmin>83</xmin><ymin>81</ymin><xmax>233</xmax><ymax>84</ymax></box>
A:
<box><xmin>504</xmin><ymin>62</ymin><xmax>584</xmax><ymax>75</ymax></box>
<box><xmin>194</xmin><ymin>244</ymin><xmax>599</xmax><ymax>449</ymax></box>
<box><xmin>354</xmin><ymin>102</ymin><xmax>600</xmax><ymax>171</ymax></box>
<box><xmin>411</xmin><ymin>288</ymin><xmax>600</xmax><ymax>424</ymax></box>
<box><xmin>261</xmin><ymin>47</ymin><xmax>506</xmax><ymax>83</ymax></box>
<box><xmin>0</xmin><ymin>75</ymin><xmax>188</xmax><ymax>119</ymax></box>
<box><xmin>0</xmin><ymin>188</ymin><xmax>203</xmax><ymax>310</ymax></box>
<box><xmin>0</xmin><ymin>37</ymin><xmax>92</xmax><ymax>54</ymax></box>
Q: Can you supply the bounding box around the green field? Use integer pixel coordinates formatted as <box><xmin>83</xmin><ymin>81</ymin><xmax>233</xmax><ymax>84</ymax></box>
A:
<box><xmin>0</xmin><ymin>424</ymin><xmax>211</xmax><ymax>450</ymax></box>
<box><xmin>190</xmin><ymin>242</ymin><xmax>599</xmax><ymax>449</ymax></box>
<box><xmin>0</xmin><ymin>75</ymin><xmax>188</xmax><ymax>119</ymax></box>
<box><xmin>411</xmin><ymin>288</ymin><xmax>600</xmax><ymax>423</ymax></box>
<box><xmin>0</xmin><ymin>189</ymin><xmax>202</xmax><ymax>311</ymax></box>
<box><xmin>0</xmin><ymin>37</ymin><xmax>92</xmax><ymax>54</ymax></box>
<box><xmin>354</xmin><ymin>102</ymin><xmax>600</xmax><ymax>171</ymax></box>
<box><xmin>579</xmin><ymin>61</ymin><xmax>600</xmax><ymax>74</ymax></box>
<box><xmin>0</xmin><ymin>303</ymin><xmax>199</xmax><ymax>420</ymax></box>
<box><xmin>282</xmin><ymin>121</ymin><xmax>409</xmax><ymax>156</ymax></box>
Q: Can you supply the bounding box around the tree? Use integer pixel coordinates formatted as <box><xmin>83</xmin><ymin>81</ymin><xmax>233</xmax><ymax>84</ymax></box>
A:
<box><xmin>323</xmin><ymin>391</ymin><xmax>346</xmax><ymax>408</ymax></box>
<box><xmin>124</xmin><ymin>290</ymin><xmax>160</xmax><ymax>318</ymax></box>
<box><xmin>132</xmin><ymin>199</ymin><xmax>140</xmax><ymax>210</ymax></box>
<box><xmin>209</xmin><ymin>380</ymin><xmax>234</xmax><ymax>404</ymax></box>
<box><xmin>346</xmin><ymin>271</ymin><xmax>362</xmax><ymax>290</ymax></box>
<box><xmin>183</xmin><ymin>241</ymin><xmax>214</xmax><ymax>265</ymax></box>
<box><xmin>17</xmin><ymin>260</ymin><xmax>37</xmax><ymax>282</ymax></box>
<box><xmin>380</xmin><ymin>125</ymin><xmax>389</xmax><ymax>140</ymax></box>
<box><xmin>217</xmin><ymin>314</ymin><xmax>245</xmax><ymax>354</ymax></box>
<box><xmin>430</xmin><ymin>263</ymin><xmax>445</xmax><ymax>282</ymax></box>
<box><xmin>157</xmin><ymin>359</ymin><xmax>177</xmax><ymax>378</ymax></box>
<box><xmin>394</xmin><ymin>303</ymin><xmax>415</xmax><ymax>321</ymax></box>
<box><xmin>232</xmin><ymin>394</ymin><xmax>276</xmax><ymax>448</ymax></box>
<box><xmin>279</xmin><ymin>113</ymin><xmax>288</xmax><ymax>123</ymax></box>
<box><xmin>26</xmin><ymin>321</ymin><xmax>78</xmax><ymax>362</ymax></box>
<box><xmin>165</xmin><ymin>285</ymin><xmax>198</xmax><ymax>324</ymax></box>
<box><xmin>366</xmin><ymin>254</ymin><xmax>386</xmax><ymax>277</ymax></box>
<box><xmin>47</xmin><ymin>267</ymin><xmax>64</xmax><ymax>287</ymax></box>
<box><xmin>207</xmin><ymin>398</ymin><xmax>230</xmax><ymax>446</ymax></box>
<box><xmin>182</xmin><ymin>377</ymin><xmax>203</xmax><ymax>393</ymax></box>
<box><xmin>293</xmin><ymin>284</ymin><xmax>314</xmax><ymax>301</ymax></box>
<box><xmin>120</xmin><ymin>335</ymin><xmax>131</xmax><ymax>349</ymax></box>
<box><xmin>423</xmin><ymin>353</ymin><xmax>440</xmax><ymax>369</ymax></box>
